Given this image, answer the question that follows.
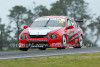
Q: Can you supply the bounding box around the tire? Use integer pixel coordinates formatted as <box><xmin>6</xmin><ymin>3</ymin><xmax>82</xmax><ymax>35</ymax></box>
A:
<box><xmin>38</xmin><ymin>47</ymin><xmax>46</xmax><ymax>50</ymax></box>
<box><xmin>57</xmin><ymin>35</ymin><xmax>66</xmax><ymax>49</ymax></box>
<box><xmin>74</xmin><ymin>35</ymin><xmax>83</xmax><ymax>48</ymax></box>
<box><xmin>19</xmin><ymin>48</ymin><xmax>29</xmax><ymax>51</ymax></box>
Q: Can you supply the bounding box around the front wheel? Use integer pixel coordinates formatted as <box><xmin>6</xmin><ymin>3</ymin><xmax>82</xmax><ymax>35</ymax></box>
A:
<box><xmin>19</xmin><ymin>48</ymin><xmax>29</xmax><ymax>51</ymax></box>
<box><xmin>57</xmin><ymin>35</ymin><xmax>66</xmax><ymax>49</ymax></box>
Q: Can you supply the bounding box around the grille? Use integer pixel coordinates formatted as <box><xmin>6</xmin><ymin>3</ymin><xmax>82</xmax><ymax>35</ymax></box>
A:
<box><xmin>29</xmin><ymin>35</ymin><xmax>46</xmax><ymax>38</ymax></box>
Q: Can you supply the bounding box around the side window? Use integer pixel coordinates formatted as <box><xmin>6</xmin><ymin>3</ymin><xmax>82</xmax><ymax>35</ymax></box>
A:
<box><xmin>67</xmin><ymin>19</ymin><xmax>72</xmax><ymax>27</ymax></box>
<box><xmin>71</xmin><ymin>19</ymin><xmax>78</xmax><ymax>28</ymax></box>
<box><xmin>74</xmin><ymin>21</ymin><xmax>78</xmax><ymax>28</ymax></box>
<box><xmin>71</xmin><ymin>21</ymin><xmax>75</xmax><ymax>27</ymax></box>
<box><xmin>72</xmin><ymin>21</ymin><xmax>78</xmax><ymax>28</ymax></box>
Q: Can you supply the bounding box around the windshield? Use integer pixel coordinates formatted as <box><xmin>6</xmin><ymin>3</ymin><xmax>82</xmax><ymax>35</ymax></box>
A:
<box><xmin>30</xmin><ymin>18</ymin><xmax>65</xmax><ymax>27</ymax></box>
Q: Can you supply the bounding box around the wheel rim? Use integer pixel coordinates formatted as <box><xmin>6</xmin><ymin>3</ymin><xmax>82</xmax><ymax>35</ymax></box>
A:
<box><xmin>79</xmin><ymin>36</ymin><xmax>83</xmax><ymax>47</ymax></box>
<box><xmin>63</xmin><ymin>35</ymin><xmax>66</xmax><ymax>45</ymax></box>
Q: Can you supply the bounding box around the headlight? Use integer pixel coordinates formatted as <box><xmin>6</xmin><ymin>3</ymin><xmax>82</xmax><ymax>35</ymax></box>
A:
<box><xmin>46</xmin><ymin>34</ymin><xmax>57</xmax><ymax>39</ymax></box>
<box><xmin>21</xmin><ymin>34</ymin><xmax>29</xmax><ymax>39</ymax></box>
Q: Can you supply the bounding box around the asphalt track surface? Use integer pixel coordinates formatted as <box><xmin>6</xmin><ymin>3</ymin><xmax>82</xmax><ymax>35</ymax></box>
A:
<box><xmin>0</xmin><ymin>47</ymin><xmax>100</xmax><ymax>59</ymax></box>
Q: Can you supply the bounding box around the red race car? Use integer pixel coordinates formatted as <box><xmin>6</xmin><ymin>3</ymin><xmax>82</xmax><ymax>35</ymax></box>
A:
<box><xmin>19</xmin><ymin>16</ymin><xmax>83</xmax><ymax>51</ymax></box>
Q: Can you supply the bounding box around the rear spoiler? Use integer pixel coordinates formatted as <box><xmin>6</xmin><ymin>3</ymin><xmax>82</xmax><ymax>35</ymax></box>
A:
<box><xmin>75</xmin><ymin>20</ymin><xmax>83</xmax><ymax>22</ymax></box>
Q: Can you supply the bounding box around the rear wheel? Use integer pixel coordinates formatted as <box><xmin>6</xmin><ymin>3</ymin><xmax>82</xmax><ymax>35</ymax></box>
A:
<box><xmin>57</xmin><ymin>35</ymin><xmax>66</xmax><ymax>49</ymax></box>
<box><xmin>19</xmin><ymin>48</ymin><xmax>29</xmax><ymax>51</ymax></box>
<box><xmin>74</xmin><ymin>35</ymin><xmax>83</xmax><ymax>48</ymax></box>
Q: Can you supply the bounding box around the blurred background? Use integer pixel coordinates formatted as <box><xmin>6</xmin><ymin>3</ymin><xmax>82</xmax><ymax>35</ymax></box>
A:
<box><xmin>0</xmin><ymin>0</ymin><xmax>100</xmax><ymax>51</ymax></box>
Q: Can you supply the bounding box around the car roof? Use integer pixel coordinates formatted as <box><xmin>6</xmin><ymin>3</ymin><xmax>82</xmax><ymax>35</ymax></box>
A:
<box><xmin>38</xmin><ymin>16</ymin><xmax>70</xmax><ymax>19</ymax></box>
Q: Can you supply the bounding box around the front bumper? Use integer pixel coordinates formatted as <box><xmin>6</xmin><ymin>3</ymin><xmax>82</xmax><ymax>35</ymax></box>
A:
<box><xmin>19</xmin><ymin>37</ymin><xmax>62</xmax><ymax>48</ymax></box>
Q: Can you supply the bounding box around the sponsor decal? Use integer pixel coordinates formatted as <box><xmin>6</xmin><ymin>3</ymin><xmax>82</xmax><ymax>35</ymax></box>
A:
<box><xmin>35</xmin><ymin>18</ymin><xmax>65</xmax><ymax>21</ymax></box>
<box><xmin>70</xmin><ymin>37</ymin><xmax>75</xmax><ymax>41</ymax></box>
<box><xmin>19</xmin><ymin>43</ymin><xmax>25</xmax><ymax>47</ymax></box>
<box><xmin>67</xmin><ymin>29</ymin><xmax>81</xmax><ymax>41</ymax></box>
<box><xmin>70</xmin><ymin>33</ymin><xmax>74</xmax><ymax>37</ymax></box>
<box><xmin>50</xmin><ymin>18</ymin><xmax>65</xmax><ymax>21</ymax></box>
<box><xmin>59</xmin><ymin>21</ymin><xmax>64</xmax><ymax>23</ymax></box>
<box><xmin>74</xmin><ymin>31</ymin><xmax>77</xmax><ymax>35</ymax></box>
<box><xmin>52</xmin><ymin>43</ymin><xmax>61</xmax><ymax>46</ymax></box>
<box><xmin>30</xmin><ymin>43</ymin><xmax>49</xmax><ymax>47</ymax></box>
<box><xmin>75</xmin><ymin>39</ymin><xmax>78</xmax><ymax>43</ymax></box>
<box><xmin>70</xmin><ymin>35</ymin><xmax>79</xmax><ymax>41</ymax></box>
<box><xmin>35</xmin><ymin>18</ymin><xmax>49</xmax><ymax>21</ymax></box>
<box><xmin>27</xmin><ymin>39</ymin><xmax>48</xmax><ymax>41</ymax></box>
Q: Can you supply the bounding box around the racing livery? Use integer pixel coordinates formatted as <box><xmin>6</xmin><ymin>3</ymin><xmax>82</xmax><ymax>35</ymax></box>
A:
<box><xmin>19</xmin><ymin>16</ymin><xmax>83</xmax><ymax>51</ymax></box>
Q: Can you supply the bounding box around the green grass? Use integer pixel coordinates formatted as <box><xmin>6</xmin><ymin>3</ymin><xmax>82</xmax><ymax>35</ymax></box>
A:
<box><xmin>0</xmin><ymin>53</ymin><xmax>100</xmax><ymax>67</ymax></box>
<box><xmin>0</xmin><ymin>50</ymin><xmax>20</xmax><ymax>52</ymax></box>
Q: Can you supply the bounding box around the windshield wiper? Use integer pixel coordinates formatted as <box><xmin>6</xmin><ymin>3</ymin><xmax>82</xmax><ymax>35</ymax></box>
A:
<box><xmin>44</xmin><ymin>18</ymin><xmax>50</xmax><ymax>27</ymax></box>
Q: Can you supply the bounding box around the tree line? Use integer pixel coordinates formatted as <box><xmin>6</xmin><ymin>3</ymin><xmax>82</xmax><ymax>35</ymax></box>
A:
<box><xmin>0</xmin><ymin>0</ymin><xmax>100</xmax><ymax>50</ymax></box>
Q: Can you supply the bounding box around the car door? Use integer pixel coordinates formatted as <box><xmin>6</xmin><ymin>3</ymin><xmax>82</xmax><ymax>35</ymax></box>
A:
<box><xmin>66</xmin><ymin>18</ymin><xmax>77</xmax><ymax>47</ymax></box>
<box><xmin>72</xmin><ymin>20</ymin><xmax>81</xmax><ymax>46</ymax></box>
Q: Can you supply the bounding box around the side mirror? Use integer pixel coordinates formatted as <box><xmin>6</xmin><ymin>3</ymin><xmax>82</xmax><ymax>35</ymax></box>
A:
<box><xmin>23</xmin><ymin>26</ymin><xmax>28</xmax><ymax>29</ymax></box>
<box><xmin>67</xmin><ymin>25</ymin><xmax>74</xmax><ymax>29</ymax></box>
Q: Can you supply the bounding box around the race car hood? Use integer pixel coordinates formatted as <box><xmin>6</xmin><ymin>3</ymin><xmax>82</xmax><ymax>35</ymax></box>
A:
<box><xmin>28</xmin><ymin>27</ymin><xmax>62</xmax><ymax>35</ymax></box>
